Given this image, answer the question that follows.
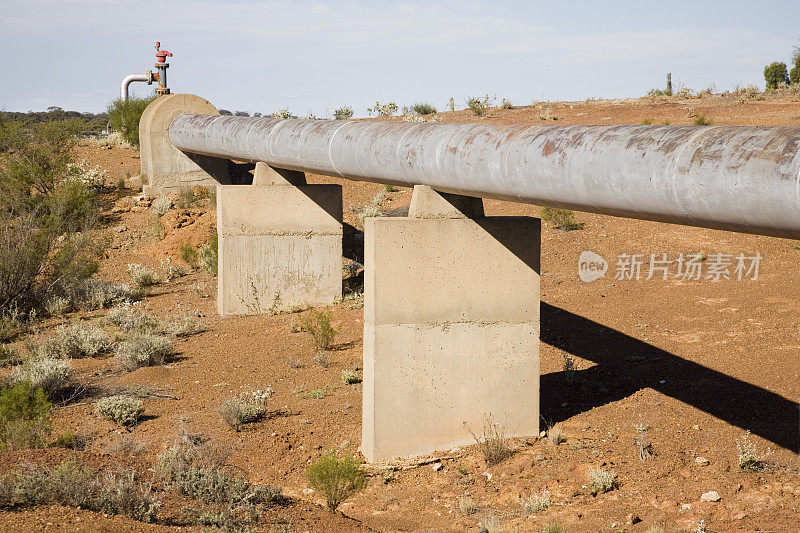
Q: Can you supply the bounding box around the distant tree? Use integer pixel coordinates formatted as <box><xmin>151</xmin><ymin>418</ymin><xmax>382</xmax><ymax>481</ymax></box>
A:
<box><xmin>234</xmin><ymin>111</ymin><xmax>250</xmax><ymax>116</ymax></box>
<box><xmin>790</xmin><ymin>44</ymin><xmax>800</xmax><ymax>86</ymax></box>
<box><xmin>253</xmin><ymin>112</ymin><xmax>262</xmax><ymax>117</ymax></box>
<box><xmin>218</xmin><ymin>109</ymin><xmax>232</xmax><ymax>116</ymax></box>
<box><xmin>46</xmin><ymin>106</ymin><xmax>63</xmax><ymax>113</ymax></box>
<box><xmin>764</xmin><ymin>62</ymin><xmax>789</xmax><ymax>90</ymax></box>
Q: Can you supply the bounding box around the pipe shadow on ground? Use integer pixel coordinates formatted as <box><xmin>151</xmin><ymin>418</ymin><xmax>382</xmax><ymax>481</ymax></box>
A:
<box><xmin>540</xmin><ymin>302</ymin><xmax>799</xmax><ymax>453</ymax></box>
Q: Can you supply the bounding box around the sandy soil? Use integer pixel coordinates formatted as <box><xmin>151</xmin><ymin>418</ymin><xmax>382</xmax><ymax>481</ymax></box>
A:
<box><xmin>2</xmin><ymin>91</ymin><xmax>799</xmax><ymax>532</ymax></box>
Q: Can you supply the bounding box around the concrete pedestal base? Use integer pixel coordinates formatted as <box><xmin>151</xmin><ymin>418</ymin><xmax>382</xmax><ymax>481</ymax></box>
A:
<box><xmin>216</xmin><ymin>163</ymin><xmax>342</xmax><ymax>316</ymax></box>
<box><xmin>362</xmin><ymin>186</ymin><xmax>540</xmax><ymax>462</ymax></box>
<box><xmin>139</xmin><ymin>94</ymin><xmax>229</xmax><ymax>195</ymax></box>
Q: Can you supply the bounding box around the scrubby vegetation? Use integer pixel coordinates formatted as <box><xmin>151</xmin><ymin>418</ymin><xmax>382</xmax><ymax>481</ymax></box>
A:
<box><xmin>411</xmin><ymin>102</ymin><xmax>437</xmax><ymax>115</ymax></box>
<box><xmin>106</xmin><ymin>96</ymin><xmax>156</xmax><ymax>147</ymax></box>
<box><xmin>540</xmin><ymin>207</ymin><xmax>583</xmax><ymax>231</ymax></box>
<box><xmin>587</xmin><ymin>467</ymin><xmax>617</xmax><ymax>495</ymax></box>
<box><xmin>0</xmin><ymin>382</ymin><xmax>52</xmax><ymax>451</ymax></box>
<box><xmin>37</xmin><ymin>322</ymin><xmax>112</xmax><ymax>359</ymax></box>
<box><xmin>219</xmin><ymin>387</ymin><xmax>272</xmax><ymax>431</ymax></box>
<box><xmin>468</xmin><ymin>415</ymin><xmax>514</xmax><ymax>465</ymax></box>
<box><xmin>367</xmin><ymin>101</ymin><xmax>398</xmax><ymax>117</ymax></box>
<box><xmin>466</xmin><ymin>95</ymin><xmax>490</xmax><ymax>116</ymax></box>
<box><xmin>0</xmin><ymin>458</ymin><xmax>160</xmax><ymax>522</ymax></box>
<box><xmin>333</xmin><ymin>106</ymin><xmax>354</xmax><ymax>120</ymax></box>
<box><xmin>737</xmin><ymin>431</ymin><xmax>773</xmax><ymax>472</ymax></box>
<box><xmin>115</xmin><ymin>333</ymin><xmax>172</xmax><ymax>370</ymax></box>
<box><xmin>0</xmin><ymin>118</ymin><xmax>105</xmax><ymax>325</ymax></box>
<box><xmin>198</xmin><ymin>232</ymin><xmax>218</xmax><ymax>276</ymax></box>
<box><xmin>306</xmin><ymin>449</ymin><xmax>366</xmax><ymax>510</ymax></box>
<box><xmin>10</xmin><ymin>357</ymin><xmax>73</xmax><ymax>400</ymax></box>
<box><xmin>95</xmin><ymin>395</ymin><xmax>145</xmax><ymax>427</ymax></box>
<box><xmin>300</xmin><ymin>310</ymin><xmax>338</xmax><ymax>351</ymax></box>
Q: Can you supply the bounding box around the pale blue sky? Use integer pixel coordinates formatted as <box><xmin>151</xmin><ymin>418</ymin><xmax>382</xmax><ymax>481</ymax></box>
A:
<box><xmin>1</xmin><ymin>0</ymin><xmax>798</xmax><ymax>117</ymax></box>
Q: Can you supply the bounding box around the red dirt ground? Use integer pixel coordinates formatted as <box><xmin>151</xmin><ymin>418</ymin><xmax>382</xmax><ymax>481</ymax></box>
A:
<box><xmin>2</xmin><ymin>91</ymin><xmax>799</xmax><ymax>532</ymax></box>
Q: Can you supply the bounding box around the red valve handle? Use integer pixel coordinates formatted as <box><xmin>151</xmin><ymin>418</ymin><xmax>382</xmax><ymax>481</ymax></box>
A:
<box><xmin>154</xmin><ymin>42</ymin><xmax>173</xmax><ymax>63</ymax></box>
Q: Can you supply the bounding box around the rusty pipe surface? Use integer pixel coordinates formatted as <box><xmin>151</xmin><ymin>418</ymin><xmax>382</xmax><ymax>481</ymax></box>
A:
<box><xmin>169</xmin><ymin>113</ymin><xmax>800</xmax><ymax>239</ymax></box>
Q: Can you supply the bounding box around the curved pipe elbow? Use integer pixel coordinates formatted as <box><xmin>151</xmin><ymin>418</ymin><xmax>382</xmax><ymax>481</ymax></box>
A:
<box><xmin>120</xmin><ymin>73</ymin><xmax>151</xmax><ymax>101</ymax></box>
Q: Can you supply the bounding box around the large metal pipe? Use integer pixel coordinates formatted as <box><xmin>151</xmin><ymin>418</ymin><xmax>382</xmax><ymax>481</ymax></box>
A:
<box><xmin>169</xmin><ymin>114</ymin><xmax>800</xmax><ymax>239</ymax></box>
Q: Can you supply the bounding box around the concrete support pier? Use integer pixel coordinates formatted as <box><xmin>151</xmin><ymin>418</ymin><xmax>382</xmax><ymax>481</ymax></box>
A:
<box><xmin>362</xmin><ymin>185</ymin><xmax>541</xmax><ymax>462</ymax></box>
<box><xmin>216</xmin><ymin>163</ymin><xmax>343</xmax><ymax>316</ymax></box>
<box><xmin>139</xmin><ymin>94</ymin><xmax>229</xmax><ymax>195</ymax></box>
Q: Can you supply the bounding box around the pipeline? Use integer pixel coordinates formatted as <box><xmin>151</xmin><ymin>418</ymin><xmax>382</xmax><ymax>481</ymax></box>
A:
<box><xmin>168</xmin><ymin>114</ymin><xmax>800</xmax><ymax>239</ymax></box>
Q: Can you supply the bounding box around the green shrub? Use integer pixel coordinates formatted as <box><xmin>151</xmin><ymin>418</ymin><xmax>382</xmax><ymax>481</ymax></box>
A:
<box><xmin>306</xmin><ymin>450</ymin><xmax>366</xmax><ymax>510</ymax></box>
<box><xmin>540</xmin><ymin>207</ymin><xmax>583</xmax><ymax>231</ymax></box>
<box><xmin>300</xmin><ymin>310</ymin><xmax>338</xmax><ymax>350</ymax></box>
<box><xmin>115</xmin><ymin>333</ymin><xmax>172</xmax><ymax>371</ymax></box>
<box><xmin>38</xmin><ymin>322</ymin><xmax>112</xmax><ymax>359</ymax></box>
<box><xmin>10</xmin><ymin>357</ymin><xmax>73</xmax><ymax>399</ymax></box>
<box><xmin>0</xmin><ymin>458</ymin><xmax>160</xmax><ymax>522</ymax></box>
<box><xmin>179</xmin><ymin>243</ymin><xmax>199</xmax><ymax>267</ymax></box>
<box><xmin>106</xmin><ymin>96</ymin><xmax>156</xmax><ymax>147</ymax></box>
<box><xmin>271</xmin><ymin>108</ymin><xmax>296</xmax><ymax>119</ymax></box>
<box><xmin>0</xmin><ymin>382</ymin><xmax>51</xmax><ymax>451</ymax></box>
<box><xmin>0</xmin><ymin>344</ymin><xmax>23</xmax><ymax>367</ymax></box>
<box><xmin>693</xmin><ymin>113</ymin><xmax>712</xmax><ymax>126</ymax></box>
<box><xmin>764</xmin><ymin>62</ymin><xmax>789</xmax><ymax>90</ymax></box>
<box><xmin>333</xmin><ymin>107</ymin><xmax>354</xmax><ymax>120</ymax></box>
<box><xmin>0</xmin><ymin>120</ymin><xmax>103</xmax><ymax>317</ymax></box>
<box><xmin>95</xmin><ymin>395</ymin><xmax>144</xmax><ymax>427</ymax></box>
<box><xmin>411</xmin><ymin>102</ymin><xmax>437</xmax><ymax>115</ymax></box>
<box><xmin>198</xmin><ymin>232</ymin><xmax>218</xmax><ymax>276</ymax></box>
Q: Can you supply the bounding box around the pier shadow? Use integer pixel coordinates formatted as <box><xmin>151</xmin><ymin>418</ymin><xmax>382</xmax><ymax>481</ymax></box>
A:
<box><xmin>540</xmin><ymin>302</ymin><xmax>799</xmax><ymax>452</ymax></box>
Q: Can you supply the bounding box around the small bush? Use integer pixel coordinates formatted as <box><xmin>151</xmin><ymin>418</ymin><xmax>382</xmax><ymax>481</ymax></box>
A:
<box><xmin>0</xmin><ymin>458</ymin><xmax>160</xmax><ymax>522</ymax></box>
<box><xmin>468</xmin><ymin>415</ymin><xmax>514</xmax><ymax>465</ymax></box>
<box><xmin>198</xmin><ymin>232</ymin><xmax>218</xmax><ymax>277</ymax></box>
<box><xmin>107</xmin><ymin>96</ymin><xmax>156</xmax><ymax>147</ymax></box>
<box><xmin>458</xmin><ymin>495</ymin><xmax>477</xmax><ymax>514</ymax></box>
<box><xmin>641</xmin><ymin>118</ymin><xmax>652</xmax><ymax>125</ymax></box>
<box><xmin>162</xmin><ymin>311</ymin><xmax>202</xmax><ymax>337</ymax></box>
<box><xmin>179</xmin><ymin>243</ymin><xmax>199</xmax><ymax>267</ymax></box>
<box><xmin>500</xmin><ymin>98</ymin><xmax>512</xmax><ymax>109</ymax></box>
<box><xmin>106</xmin><ymin>434</ymin><xmax>149</xmax><ymax>457</ymax></box>
<box><xmin>127</xmin><ymin>263</ymin><xmax>159</xmax><ymax>289</ymax></box>
<box><xmin>96</xmin><ymin>395</ymin><xmax>144</xmax><ymax>427</ymax></box>
<box><xmin>69</xmin><ymin>278</ymin><xmax>139</xmax><ymax>311</ymax></box>
<box><xmin>333</xmin><ymin>107</ymin><xmax>354</xmax><ymax>120</ymax></box>
<box><xmin>737</xmin><ymin>431</ymin><xmax>773</xmax><ymax>472</ymax></box>
<box><xmin>0</xmin><ymin>382</ymin><xmax>51</xmax><ymax>451</ymax></box>
<box><xmin>341</xmin><ymin>370</ymin><xmax>361</xmax><ymax>384</ymax></box>
<box><xmin>542</xmin><ymin>523</ymin><xmax>564</xmax><ymax>533</ymax></box>
<box><xmin>11</xmin><ymin>357</ymin><xmax>72</xmax><ymax>399</ymax></box>
<box><xmin>635</xmin><ymin>424</ymin><xmax>655</xmax><ymax>462</ymax></box>
<box><xmin>0</xmin><ymin>344</ymin><xmax>23</xmax><ymax>367</ymax></box>
<box><xmin>693</xmin><ymin>113</ymin><xmax>712</xmax><ymax>126</ymax></box>
<box><xmin>219</xmin><ymin>387</ymin><xmax>272</xmax><ymax>431</ymax></box>
<box><xmin>587</xmin><ymin>467</ymin><xmax>617</xmax><ymax>495</ymax></box>
<box><xmin>466</xmin><ymin>96</ymin><xmax>489</xmax><ymax>116</ymax></box>
<box><xmin>151</xmin><ymin>196</ymin><xmax>172</xmax><ymax>216</ymax></box>
<box><xmin>300</xmin><ymin>310</ymin><xmax>338</xmax><ymax>351</ymax></box>
<box><xmin>411</xmin><ymin>102</ymin><xmax>437</xmax><ymax>115</ymax></box>
<box><xmin>107</xmin><ymin>301</ymin><xmax>159</xmax><ymax>333</ymax></box>
<box><xmin>522</xmin><ymin>491</ymin><xmax>551</xmax><ymax>514</ymax></box>
<box><xmin>548</xmin><ymin>425</ymin><xmax>563</xmax><ymax>446</ymax></box>
<box><xmin>44</xmin><ymin>295</ymin><xmax>70</xmax><ymax>316</ymax></box>
<box><xmin>271</xmin><ymin>108</ymin><xmax>296</xmax><ymax>119</ymax></box>
<box><xmin>115</xmin><ymin>333</ymin><xmax>172</xmax><ymax>371</ymax></box>
<box><xmin>52</xmin><ymin>431</ymin><xmax>91</xmax><ymax>450</ymax></box>
<box><xmin>540</xmin><ymin>207</ymin><xmax>583</xmax><ymax>231</ymax></box>
<box><xmin>358</xmin><ymin>205</ymin><xmax>383</xmax><ymax>226</ymax></box>
<box><xmin>38</xmin><ymin>322</ymin><xmax>112</xmax><ymax>359</ymax></box>
<box><xmin>306</xmin><ymin>450</ymin><xmax>366</xmax><ymax>511</ymax></box>
<box><xmin>367</xmin><ymin>102</ymin><xmax>398</xmax><ymax>117</ymax></box>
